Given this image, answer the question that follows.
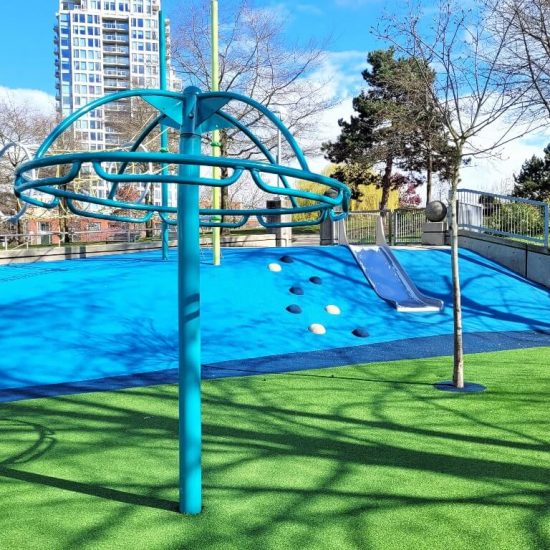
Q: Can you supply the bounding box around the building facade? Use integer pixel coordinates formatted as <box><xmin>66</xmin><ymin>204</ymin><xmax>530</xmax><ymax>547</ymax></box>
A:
<box><xmin>54</xmin><ymin>0</ymin><xmax>179</xmax><ymax>206</ymax></box>
<box><xmin>55</xmin><ymin>0</ymin><xmax>179</xmax><ymax>147</ymax></box>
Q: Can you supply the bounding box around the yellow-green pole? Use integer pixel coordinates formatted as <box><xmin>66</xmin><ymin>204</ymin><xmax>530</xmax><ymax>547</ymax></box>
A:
<box><xmin>211</xmin><ymin>0</ymin><xmax>221</xmax><ymax>265</ymax></box>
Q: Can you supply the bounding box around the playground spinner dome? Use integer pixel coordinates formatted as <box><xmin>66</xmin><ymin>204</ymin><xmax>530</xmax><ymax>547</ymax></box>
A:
<box><xmin>12</xmin><ymin>85</ymin><xmax>351</xmax><ymax>516</ymax></box>
<box><xmin>14</xmin><ymin>86</ymin><xmax>350</xmax><ymax>227</ymax></box>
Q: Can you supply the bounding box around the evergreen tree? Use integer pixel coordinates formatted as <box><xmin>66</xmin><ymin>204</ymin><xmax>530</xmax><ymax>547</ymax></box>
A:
<box><xmin>322</xmin><ymin>48</ymin><xmax>451</xmax><ymax>209</ymax></box>
<box><xmin>513</xmin><ymin>144</ymin><xmax>550</xmax><ymax>202</ymax></box>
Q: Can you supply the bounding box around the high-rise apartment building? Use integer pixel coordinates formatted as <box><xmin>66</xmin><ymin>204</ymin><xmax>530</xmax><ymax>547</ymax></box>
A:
<box><xmin>54</xmin><ymin>0</ymin><xmax>178</xmax><ymax>151</ymax></box>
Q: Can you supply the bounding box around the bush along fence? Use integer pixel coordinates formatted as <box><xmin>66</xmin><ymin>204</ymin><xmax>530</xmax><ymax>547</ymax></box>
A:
<box><xmin>457</xmin><ymin>189</ymin><xmax>549</xmax><ymax>248</ymax></box>
<box><xmin>338</xmin><ymin>209</ymin><xmax>427</xmax><ymax>245</ymax></box>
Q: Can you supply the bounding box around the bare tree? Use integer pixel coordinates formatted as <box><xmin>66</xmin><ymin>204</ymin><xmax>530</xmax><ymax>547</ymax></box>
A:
<box><xmin>0</xmin><ymin>94</ymin><xmax>55</xmax><ymax>239</ymax></box>
<box><xmin>378</xmin><ymin>0</ymin><xmax>541</xmax><ymax>388</ymax></box>
<box><xmin>172</xmin><ymin>0</ymin><xmax>333</xmax><ymax>157</ymax></box>
<box><xmin>487</xmin><ymin>0</ymin><xmax>550</xmax><ymax>120</ymax></box>
<box><xmin>171</xmin><ymin>0</ymin><xmax>335</xmax><ymax>224</ymax></box>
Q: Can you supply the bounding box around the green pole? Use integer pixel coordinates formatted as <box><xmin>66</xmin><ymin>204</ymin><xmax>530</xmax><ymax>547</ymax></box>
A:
<box><xmin>178</xmin><ymin>86</ymin><xmax>202</xmax><ymax>514</ymax></box>
<box><xmin>211</xmin><ymin>0</ymin><xmax>221</xmax><ymax>265</ymax></box>
<box><xmin>159</xmin><ymin>9</ymin><xmax>170</xmax><ymax>260</ymax></box>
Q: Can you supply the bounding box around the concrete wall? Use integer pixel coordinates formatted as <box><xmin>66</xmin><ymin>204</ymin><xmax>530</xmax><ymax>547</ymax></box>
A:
<box><xmin>459</xmin><ymin>230</ymin><xmax>550</xmax><ymax>289</ymax></box>
<box><xmin>0</xmin><ymin>234</ymin><xmax>277</xmax><ymax>265</ymax></box>
<box><xmin>213</xmin><ymin>234</ymin><xmax>277</xmax><ymax>248</ymax></box>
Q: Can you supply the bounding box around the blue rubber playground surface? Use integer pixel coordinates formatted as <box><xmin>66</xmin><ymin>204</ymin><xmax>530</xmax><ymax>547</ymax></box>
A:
<box><xmin>1</xmin><ymin>245</ymin><xmax>549</xmax><ymax>401</ymax></box>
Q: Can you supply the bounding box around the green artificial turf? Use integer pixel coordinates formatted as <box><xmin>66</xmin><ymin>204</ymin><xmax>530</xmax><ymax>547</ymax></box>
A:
<box><xmin>0</xmin><ymin>348</ymin><xmax>549</xmax><ymax>550</ymax></box>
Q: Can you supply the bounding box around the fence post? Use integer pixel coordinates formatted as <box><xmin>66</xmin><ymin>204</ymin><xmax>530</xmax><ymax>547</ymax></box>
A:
<box><xmin>544</xmin><ymin>203</ymin><xmax>549</xmax><ymax>249</ymax></box>
<box><xmin>388</xmin><ymin>210</ymin><xmax>395</xmax><ymax>246</ymax></box>
<box><xmin>320</xmin><ymin>189</ymin><xmax>339</xmax><ymax>245</ymax></box>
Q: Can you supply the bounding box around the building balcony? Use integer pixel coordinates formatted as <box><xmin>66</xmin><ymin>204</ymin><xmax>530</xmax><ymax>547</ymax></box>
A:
<box><xmin>103</xmin><ymin>57</ymin><xmax>130</xmax><ymax>66</ymax></box>
<box><xmin>103</xmin><ymin>45</ymin><xmax>129</xmax><ymax>54</ymax></box>
<box><xmin>103</xmin><ymin>69</ymin><xmax>130</xmax><ymax>79</ymax></box>
<box><xmin>103</xmin><ymin>34</ymin><xmax>129</xmax><ymax>44</ymax></box>
<box><xmin>103</xmin><ymin>22</ymin><xmax>129</xmax><ymax>31</ymax></box>
<box><xmin>104</xmin><ymin>80</ymin><xmax>130</xmax><ymax>89</ymax></box>
<box><xmin>60</xmin><ymin>1</ymin><xmax>84</xmax><ymax>10</ymax></box>
<box><xmin>105</xmin><ymin>136</ymin><xmax>126</xmax><ymax>146</ymax></box>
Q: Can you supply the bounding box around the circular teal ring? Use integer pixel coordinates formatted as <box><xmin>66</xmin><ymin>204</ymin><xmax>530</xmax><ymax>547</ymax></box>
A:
<box><xmin>15</xmin><ymin>151</ymin><xmax>349</xmax><ymax>228</ymax></box>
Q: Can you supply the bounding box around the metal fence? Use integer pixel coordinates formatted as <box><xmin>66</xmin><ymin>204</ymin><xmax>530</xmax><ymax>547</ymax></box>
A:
<box><xmin>457</xmin><ymin>189</ymin><xmax>549</xmax><ymax>248</ymax></box>
<box><xmin>343</xmin><ymin>209</ymin><xmax>427</xmax><ymax>245</ymax></box>
<box><xmin>0</xmin><ymin>226</ymin><xmax>177</xmax><ymax>251</ymax></box>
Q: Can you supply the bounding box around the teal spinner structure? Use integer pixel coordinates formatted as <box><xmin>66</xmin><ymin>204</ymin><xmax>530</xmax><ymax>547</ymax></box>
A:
<box><xmin>14</xmin><ymin>85</ymin><xmax>350</xmax><ymax>514</ymax></box>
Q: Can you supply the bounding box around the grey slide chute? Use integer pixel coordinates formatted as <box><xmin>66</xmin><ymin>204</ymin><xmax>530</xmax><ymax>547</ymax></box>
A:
<box><xmin>339</xmin><ymin>216</ymin><xmax>444</xmax><ymax>313</ymax></box>
<box><xmin>349</xmin><ymin>244</ymin><xmax>444</xmax><ymax>312</ymax></box>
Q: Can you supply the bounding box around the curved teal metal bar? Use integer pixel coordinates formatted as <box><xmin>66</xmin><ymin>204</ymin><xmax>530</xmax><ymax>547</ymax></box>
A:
<box><xmin>17</xmin><ymin>152</ymin><xmax>347</xmax><ymax>203</ymax></box>
<box><xmin>35</xmin><ymin>89</ymin><xmax>182</xmax><ymax>158</ymax></box>
<box><xmin>13</xmin><ymin>86</ymin><xmax>350</xmax><ymax>516</ymax></box>
<box><xmin>203</xmin><ymin>90</ymin><xmax>311</xmax><ymax>172</ymax></box>
<box><xmin>215</xmin><ymin>110</ymin><xmax>299</xmax><ymax>208</ymax></box>
<box><xmin>106</xmin><ymin>114</ymin><xmax>164</xmax><ymax>200</ymax></box>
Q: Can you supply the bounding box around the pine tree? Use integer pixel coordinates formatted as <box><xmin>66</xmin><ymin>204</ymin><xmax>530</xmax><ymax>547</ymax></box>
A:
<box><xmin>513</xmin><ymin>144</ymin><xmax>550</xmax><ymax>202</ymax></box>
<box><xmin>322</xmin><ymin>48</ymin><xmax>451</xmax><ymax>209</ymax></box>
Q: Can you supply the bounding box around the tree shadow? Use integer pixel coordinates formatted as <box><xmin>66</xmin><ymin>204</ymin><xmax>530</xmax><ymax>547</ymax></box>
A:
<box><xmin>0</xmin><ymin>364</ymin><xmax>548</xmax><ymax>549</ymax></box>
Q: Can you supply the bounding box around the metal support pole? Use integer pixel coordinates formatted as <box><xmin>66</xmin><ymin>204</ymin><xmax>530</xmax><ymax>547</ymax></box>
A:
<box><xmin>159</xmin><ymin>9</ymin><xmax>170</xmax><ymax>260</ymax></box>
<box><xmin>275</xmin><ymin>110</ymin><xmax>282</xmax><ymax>189</ymax></box>
<box><xmin>178</xmin><ymin>86</ymin><xmax>202</xmax><ymax>514</ymax></box>
<box><xmin>544</xmin><ymin>202</ymin><xmax>549</xmax><ymax>249</ymax></box>
<box><xmin>211</xmin><ymin>0</ymin><xmax>221</xmax><ymax>265</ymax></box>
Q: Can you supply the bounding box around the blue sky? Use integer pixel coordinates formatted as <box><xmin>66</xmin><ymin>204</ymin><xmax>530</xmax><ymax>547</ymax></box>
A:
<box><xmin>0</xmin><ymin>0</ymin><xmax>381</xmax><ymax>94</ymax></box>
<box><xmin>0</xmin><ymin>0</ymin><xmax>546</xmax><ymax>191</ymax></box>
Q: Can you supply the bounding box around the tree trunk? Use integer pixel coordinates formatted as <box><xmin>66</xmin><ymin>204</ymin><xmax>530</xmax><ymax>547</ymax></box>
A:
<box><xmin>450</xmin><ymin>156</ymin><xmax>464</xmax><ymax>388</ymax></box>
<box><xmin>145</xmin><ymin>185</ymin><xmax>154</xmax><ymax>239</ymax></box>
<box><xmin>16</xmin><ymin>215</ymin><xmax>24</xmax><ymax>245</ymax></box>
<box><xmin>379</xmin><ymin>155</ymin><xmax>393</xmax><ymax>212</ymax></box>
<box><xmin>59</xmin><ymin>198</ymin><xmax>71</xmax><ymax>244</ymax></box>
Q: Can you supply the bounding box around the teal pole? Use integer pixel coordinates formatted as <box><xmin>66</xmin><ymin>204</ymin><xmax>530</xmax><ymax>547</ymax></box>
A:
<box><xmin>211</xmin><ymin>0</ymin><xmax>221</xmax><ymax>265</ymax></box>
<box><xmin>178</xmin><ymin>86</ymin><xmax>202</xmax><ymax>514</ymax></box>
<box><xmin>159</xmin><ymin>9</ymin><xmax>170</xmax><ymax>260</ymax></box>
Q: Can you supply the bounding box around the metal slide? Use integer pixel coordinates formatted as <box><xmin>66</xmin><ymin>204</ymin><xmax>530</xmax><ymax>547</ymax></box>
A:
<box><xmin>339</xmin><ymin>217</ymin><xmax>444</xmax><ymax>312</ymax></box>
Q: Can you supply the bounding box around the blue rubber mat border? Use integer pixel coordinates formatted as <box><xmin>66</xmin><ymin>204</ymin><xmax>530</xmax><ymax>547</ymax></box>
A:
<box><xmin>1</xmin><ymin>329</ymin><xmax>548</xmax><ymax>403</ymax></box>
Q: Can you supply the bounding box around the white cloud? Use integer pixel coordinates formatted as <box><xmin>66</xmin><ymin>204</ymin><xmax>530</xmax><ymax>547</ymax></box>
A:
<box><xmin>308</xmin><ymin>97</ymin><xmax>355</xmax><ymax>172</ymax></box>
<box><xmin>301</xmin><ymin>49</ymin><xmax>366</xmax><ymax>171</ymax></box>
<box><xmin>295</xmin><ymin>3</ymin><xmax>324</xmax><ymax>16</ymax></box>
<box><xmin>459</xmin><ymin>116</ymin><xmax>550</xmax><ymax>194</ymax></box>
<box><xmin>303</xmin><ymin>54</ymin><xmax>550</xmax><ymax>197</ymax></box>
<box><xmin>0</xmin><ymin>86</ymin><xmax>55</xmax><ymax>115</ymax></box>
